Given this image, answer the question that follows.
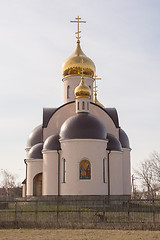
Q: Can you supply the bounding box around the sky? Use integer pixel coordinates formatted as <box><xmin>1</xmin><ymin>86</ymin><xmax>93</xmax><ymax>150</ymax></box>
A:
<box><xmin>0</xmin><ymin>0</ymin><xmax>160</xmax><ymax>187</ymax></box>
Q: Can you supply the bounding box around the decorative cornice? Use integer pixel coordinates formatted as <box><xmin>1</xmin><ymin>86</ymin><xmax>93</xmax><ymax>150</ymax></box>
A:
<box><xmin>59</xmin><ymin>138</ymin><xmax>108</xmax><ymax>143</ymax></box>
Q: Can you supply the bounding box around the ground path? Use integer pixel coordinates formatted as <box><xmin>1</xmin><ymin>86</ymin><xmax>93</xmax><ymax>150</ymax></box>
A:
<box><xmin>0</xmin><ymin>229</ymin><xmax>160</xmax><ymax>240</ymax></box>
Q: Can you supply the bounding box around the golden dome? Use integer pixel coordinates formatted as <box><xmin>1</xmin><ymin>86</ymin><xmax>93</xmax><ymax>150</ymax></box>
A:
<box><xmin>74</xmin><ymin>77</ymin><xmax>91</xmax><ymax>98</ymax></box>
<box><xmin>62</xmin><ymin>42</ymin><xmax>96</xmax><ymax>78</ymax></box>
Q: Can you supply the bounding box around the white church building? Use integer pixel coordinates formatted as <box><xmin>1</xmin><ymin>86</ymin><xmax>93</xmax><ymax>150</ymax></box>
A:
<box><xmin>22</xmin><ymin>17</ymin><xmax>131</xmax><ymax>199</ymax></box>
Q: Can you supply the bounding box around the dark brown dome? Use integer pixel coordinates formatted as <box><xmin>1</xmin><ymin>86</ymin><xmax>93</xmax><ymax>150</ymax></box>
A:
<box><xmin>43</xmin><ymin>134</ymin><xmax>61</xmax><ymax>151</ymax></box>
<box><xmin>107</xmin><ymin>133</ymin><xmax>122</xmax><ymax>151</ymax></box>
<box><xmin>28</xmin><ymin>143</ymin><xmax>43</xmax><ymax>159</ymax></box>
<box><xmin>27</xmin><ymin>125</ymin><xmax>43</xmax><ymax>148</ymax></box>
<box><xmin>119</xmin><ymin>128</ymin><xmax>130</xmax><ymax>149</ymax></box>
<box><xmin>60</xmin><ymin>113</ymin><xmax>107</xmax><ymax>140</ymax></box>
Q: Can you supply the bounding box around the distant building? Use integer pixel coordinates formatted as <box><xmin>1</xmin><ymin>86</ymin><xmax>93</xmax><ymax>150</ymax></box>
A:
<box><xmin>22</xmin><ymin>17</ymin><xmax>131</xmax><ymax>199</ymax></box>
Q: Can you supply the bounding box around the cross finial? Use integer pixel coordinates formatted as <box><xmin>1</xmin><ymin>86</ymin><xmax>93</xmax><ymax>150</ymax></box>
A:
<box><xmin>70</xmin><ymin>16</ymin><xmax>86</xmax><ymax>43</ymax></box>
<box><xmin>93</xmin><ymin>75</ymin><xmax>101</xmax><ymax>97</ymax></box>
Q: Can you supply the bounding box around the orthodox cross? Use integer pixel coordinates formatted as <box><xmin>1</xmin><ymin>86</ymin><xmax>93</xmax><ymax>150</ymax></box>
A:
<box><xmin>94</xmin><ymin>75</ymin><xmax>101</xmax><ymax>97</ymax></box>
<box><xmin>70</xmin><ymin>16</ymin><xmax>86</xmax><ymax>43</ymax></box>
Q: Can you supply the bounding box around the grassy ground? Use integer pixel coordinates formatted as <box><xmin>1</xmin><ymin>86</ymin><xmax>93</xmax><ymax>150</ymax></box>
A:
<box><xmin>0</xmin><ymin>229</ymin><xmax>160</xmax><ymax>240</ymax></box>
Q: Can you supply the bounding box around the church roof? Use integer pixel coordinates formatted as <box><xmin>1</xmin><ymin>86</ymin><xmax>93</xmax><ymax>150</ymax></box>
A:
<box><xmin>104</xmin><ymin>108</ymin><xmax>119</xmax><ymax>128</ymax></box>
<box><xmin>26</xmin><ymin>125</ymin><xmax>43</xmax><ymax>148</ymax></box>
<box><xmin>60</xmin><ymin>112</ymin><xmax>107</xmax><ymax>140</ymax></box>
<box><xmin>28</xmin><ymin>143</ymin><xmax>43</xmax><ymax>159</ymax></box>
<box><xmin>43</xmin><ymin>102</ymin><xmax>75</xmax><ymax>128</ymax></box>
<box><xmin>107</xmin><ymin>133</ymin><xmax>122</xmax><ymax>152</ymax></box>
<box><xmin>119</xmin><ymin>128</ymin><xmax>130</xmax><ymax>149</ymax></box>
<box><xmin>43</xmin><ymin>134</ymin><xmax>61</xmax><ymax>151</ymax></box>
<box><xmin>43</xmin><ymin>102</ymin><xmax>119</xmax><ymax>130</ymax></box>
<box><xmin>90</xmin><ymin>103</ymin><xmax>119</xmax><ymax>128</ymax></box>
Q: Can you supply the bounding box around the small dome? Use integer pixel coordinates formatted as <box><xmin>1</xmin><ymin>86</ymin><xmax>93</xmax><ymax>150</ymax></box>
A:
<box><xmin>74</xmin><ymin>77</ymin><xmax>91</xmax><ymax>98</ymax></box>
<box><xmin>119</xmin><ymin>128</ymin><xmax>130</xmax><ymax>149</ymax></box>
<box><xmin>107</xmin><ymin>133</ymin><xmax>122</xmax><ymax>151</ymax></box>
<box><xmin>26</xmin><ymin>125</ymin><xmax>43</xmax><ymax>148</ymax></box>
<box><xmin>43</xmin><ymin>134</ymin><xmax>61</xmax><ymax>151</ymax></box>
<box><xmin>28</xmin><ymin>143</ymin><xmax>43</xmax><ymax>159</ymax></box>
<box><xmin>60</xmin><ymin>112</ymin><xmax>107</xmax><ymax>140</ymax></box>
<box><xmin>62</xmin><ymin>42</ymin><xmax>95</xmax><ymax>78</ymax></box>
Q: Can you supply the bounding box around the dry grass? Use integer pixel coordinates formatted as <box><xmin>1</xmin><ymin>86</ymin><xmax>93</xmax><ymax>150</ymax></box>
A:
<box><xmin>0</xmin><ymin>229</ymin><xmax>160</xmax><ymax>240</ymax></box>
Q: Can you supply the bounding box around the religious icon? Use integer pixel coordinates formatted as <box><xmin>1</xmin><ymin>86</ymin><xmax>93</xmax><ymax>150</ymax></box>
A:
<box><xmin>80</xmin><ymin>159</ymin><xmax>91</xmax><ymax>179</ymax></box>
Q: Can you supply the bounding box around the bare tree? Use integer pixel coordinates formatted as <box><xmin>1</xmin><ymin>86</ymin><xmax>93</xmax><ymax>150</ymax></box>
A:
<box><xmin>134</xmin><ymin>151</ymin><xmax>160</xmax><ymax>199</ymax></box>
<box><xmin>151</xmin><ymin>151</ymin><xmax>160</xmax><ymax>183</ymax></box>
<box><xmin>0</xmin><ymin>169</ymin><xmax>21</xmax><ymax>198</ymax></box>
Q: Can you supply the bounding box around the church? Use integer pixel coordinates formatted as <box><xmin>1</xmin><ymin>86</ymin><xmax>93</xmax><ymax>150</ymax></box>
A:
<box><xmin>22</xmin><ymin>17</ymin><xmax>131</xmax><ymax>199</ymax></box>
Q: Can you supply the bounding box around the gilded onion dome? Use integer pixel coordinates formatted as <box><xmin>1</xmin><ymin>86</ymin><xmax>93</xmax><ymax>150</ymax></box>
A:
<box><xmin>62</xmin><ymin>42</ymin><xmax>96</xmax><ymax>78</ymax></box>
<box><xmin>75</xmin><ymin>77</ymin><xmax>91</xmax><ymax>98</ymax></box>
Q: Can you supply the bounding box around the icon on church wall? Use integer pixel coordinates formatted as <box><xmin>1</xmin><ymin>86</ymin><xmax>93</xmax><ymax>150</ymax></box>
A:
<box><xmin>80</xmin><ymin>159</ymin><xmax>91</xmax><ymax>179</ymax></box>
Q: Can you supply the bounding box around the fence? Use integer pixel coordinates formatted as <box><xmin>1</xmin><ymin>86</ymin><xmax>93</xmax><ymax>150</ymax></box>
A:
<box><xmin>0</xmin><ymin>197</ymin><xmax>160</xmax><ymax>229</ymax></box>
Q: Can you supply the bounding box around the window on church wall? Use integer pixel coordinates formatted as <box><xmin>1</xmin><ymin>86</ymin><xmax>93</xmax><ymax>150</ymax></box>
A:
<box><xmin>89</xmin><ymin>86</ymin><xmax>91</xmax><ymax>99</ymax></box>
<box><xmin>62</xmin><ymin>158</ymin><xmax>66</xmax><ymax>183</ymax></box>
<box><xmin>82</xmin><ymin>101</ymin><xmax>85</xmax><ymax>110</ymax></box>
<box><xmin>80</xmin><ymin>159</ymin><xmax>91</xmax><ymax>180</ymax></box>
<box><xmin>77</xmin><ymin>101</ymin><xmax>79</xmax><ymax>110</ymax></box>
<box><xmin>103</xmin><ymin>158</ymin><xmax>107</xmax><ymax>183</ymax></box>
<box><xmin>87</xmin><ymin>102</ymin><xmax>89</xmax><ymax>110</ymax></box>
<box><xmin>67</xmin><ymin>85</ymin><xmax>70</xmax><ymax>99</ymax></box>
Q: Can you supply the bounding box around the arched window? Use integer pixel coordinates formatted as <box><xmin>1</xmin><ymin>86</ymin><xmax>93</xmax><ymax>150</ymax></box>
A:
<box><xmin>89</xmin><ymin>86</ymin><xmax>91</xmax><ymax>99</ymax></box>
<box><xmin>103</xmin><ymin>158</ymin><xmax>107</xmax><ymax>183</ymax></box>
<box><xmin>77</xmin><ymin>101</ymin><xmax>80</xmax><ymax>110</ymax></box>
<box><xmin>82</xmin><ymin>101</ymin><xmax>85</xmax><ymax>110</ymax></box>
<box><xmin>80</xmin><ymin>159</ymin><xmax>91</xmax><ymax>180</ymax></box>
<box><xmin>87</xmin><ymin>102</ymin><xmax>89</xmax><ymax>110</ymax></box>
<box><xmin>62</xmin><ymin>158</ymin><xmax>66</xmax><ymax>183</ymax></box>
<box><xmin>67</xmin><ymin>85</ymin><xmax>70</xmax><ymax>99</ymax></box>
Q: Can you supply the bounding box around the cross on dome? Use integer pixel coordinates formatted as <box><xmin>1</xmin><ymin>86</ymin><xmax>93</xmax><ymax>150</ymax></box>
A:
<box><xmin>93</xmin><ymin>75</ymin><xmax>104</xmax><ymax>108</ymax></box>
<box><xmin>70</xmin><ymin>16</ymin><xmax>86</xmax><ymax>43</ymax></box>
<box><xmin>94</xmin><ymin>75</ymin><xmax>101</xmax><ymax>97</ymax></box>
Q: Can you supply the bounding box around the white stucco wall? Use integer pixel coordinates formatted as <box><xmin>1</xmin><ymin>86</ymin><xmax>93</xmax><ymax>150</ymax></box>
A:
<box><xmin>63</xmin><ymin>76</ymin><xmax>94</xmax><ymax>103</ymax></box>
<box><xmin>26</xmin><ymin>159</ymin><xmax>43</xmax><ymax>196</ymax></box>
<box><xmin>76</xmin><ymin>97</ymin><xmax>90</xmax><ymax>113</ymax></box>
<box><xmin>122</xmin><ymin>148</ymin><xmax>131</xmax><ymax>195</ymax></box>
<box><xmin>42</xmin><ymin>151</ymin><xmax>59</xmax><ymax>195</ymax></box>
<box><xmin>22</xmin><ymin>184</ymin><xmax>26</xmax><ymax>198</ymax></box>
<box><xmin>60</xmin><ymin>139</ymin><xmax>108</xmax><ymax>195</ymax></box>
<box><xmin>109</xmin><ymin>151</ymin><xmax>123</xmax><ymax>195</ymax></box>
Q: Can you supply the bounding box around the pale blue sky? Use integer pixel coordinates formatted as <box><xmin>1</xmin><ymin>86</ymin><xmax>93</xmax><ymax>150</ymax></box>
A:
<box><xmin>0</xmin><ymin>0</ymin><xmax>160</xmax><ymax>186</ymax></box>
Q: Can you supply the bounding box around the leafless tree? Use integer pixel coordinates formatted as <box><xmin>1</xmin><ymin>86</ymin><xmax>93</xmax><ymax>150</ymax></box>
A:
<box><xmin>134</xmin><ymin>151</ymin><xmax>160</xmax><ymax>199</ymax></box>
<box><xmin>151</xmin><ymin>151</ymin><xmax>160</xmax><ymax>183</ymax></box>
<box><xmin>0</xmin><ymin>169</ymin><xmax>21</xmax><ymax>198</ymax></box>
